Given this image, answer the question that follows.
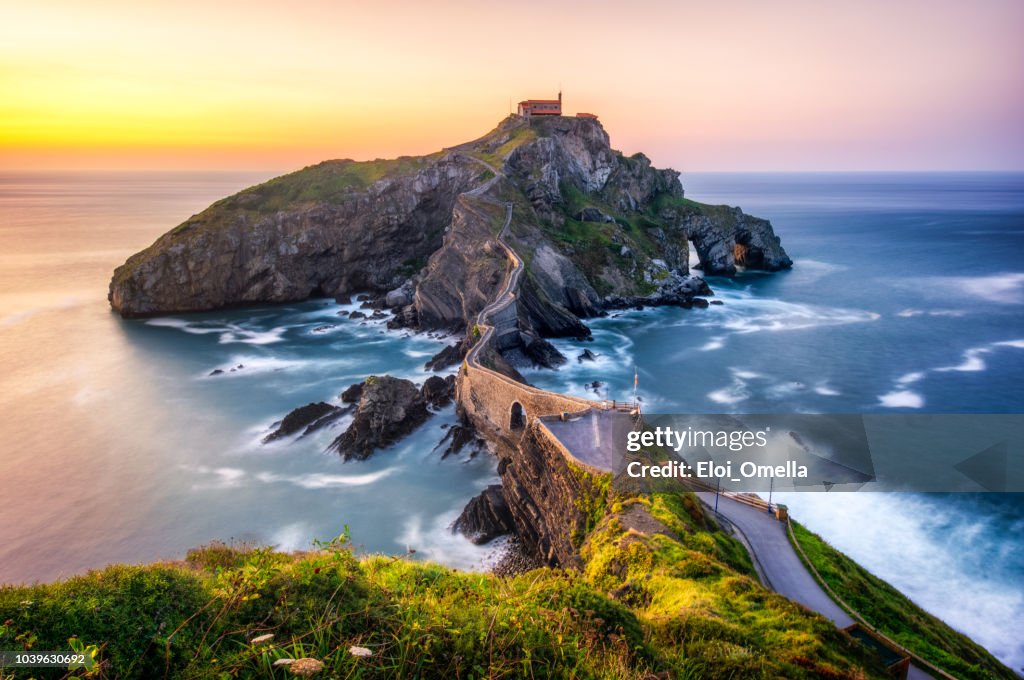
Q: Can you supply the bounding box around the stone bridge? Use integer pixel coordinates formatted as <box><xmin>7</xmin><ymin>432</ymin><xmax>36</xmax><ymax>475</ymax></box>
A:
<box><xmin>454</xmin><ymin>195</ymin><xmax>624</xmax><ymax>466</ymax></box>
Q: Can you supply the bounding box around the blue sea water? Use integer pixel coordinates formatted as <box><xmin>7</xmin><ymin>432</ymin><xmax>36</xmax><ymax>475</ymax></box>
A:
<box><xmin>0</xmin><ymin>171</ymin><xmax>1021</xmax><ymax>671</ymax></box>
<box><xmin>525</xmin><ymin>172</ymin><xmax>1024</xmax><ymax>672</ymax></box>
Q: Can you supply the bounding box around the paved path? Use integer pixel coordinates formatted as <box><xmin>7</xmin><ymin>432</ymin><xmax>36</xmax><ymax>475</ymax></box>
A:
<box><xmin>454</xmin><ymin>150</ymin><xmax>936</xmax><ymax>680</ymax></box>
<box><xmin>542</xmin><ymin>409</ymin><xmax>633</xmax><ymax>472</ymax></box>
<box><xmin>697</xmin><ymin>492</ymin><xmax>854</xmax><ymax>627</ymax></box>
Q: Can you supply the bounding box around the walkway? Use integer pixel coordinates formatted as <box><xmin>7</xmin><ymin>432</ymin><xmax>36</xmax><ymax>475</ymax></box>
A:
<box><xmin>453</xmin><ymin>151</ymin><xmax>937</xmax><ymax>680</ymax></box>
<box><xmin>696</xmin><ymin>492</ymin><xmax>854</xmax><ymax>626</ymax></box>
<box><xmin>542</xmin><ymin>409</ymin><xmax>633</xmax><ymax>472</ymax></box>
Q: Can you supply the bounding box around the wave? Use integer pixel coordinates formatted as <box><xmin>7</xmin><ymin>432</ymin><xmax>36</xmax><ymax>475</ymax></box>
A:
<box><xmin>877</xmin><ymin>390</ymin><xmax>925</xmax><ymax>408</ymax></box>
<box><xmin>896</xmin><ymin>272</ymin><xmax>1024</xmax><ymax>305</ymax></box>
<box><xmin>880</xmin><ymin>339</ymin><xmax>1024</xmax><ymax>408</ymax></box>
<box><xmin>775</xmin><ymin>493</ymin><xmax>1024</xmax><ymax>672</ymax></box>
<box><xmin>147</xmin><ymin>317</ymin><xmax>288</xmax><ymax>345</ymax></box>
<box><xmin>255</xmin><ymin>468</ymin><xmax>396</xmax><ymax>488</ymax></box>
<box><xmin>397</xmin><ymin>506</ymin><xmax>510</xmax><ymax>572</ymax></box>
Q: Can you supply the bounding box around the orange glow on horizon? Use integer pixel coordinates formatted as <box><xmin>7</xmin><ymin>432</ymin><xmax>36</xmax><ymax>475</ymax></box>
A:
<box><xmin>2</xmin><ymin>0</ymin><xmax>1023</xmax><ymax>171</ymax></box>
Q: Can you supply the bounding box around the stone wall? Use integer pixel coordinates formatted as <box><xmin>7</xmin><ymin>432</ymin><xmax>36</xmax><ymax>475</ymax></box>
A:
<box><xmin>457</xmin><ymin>361</ymin><xmax>595</xmax><ymax>445</ymax></box>
<box><xmin>496</xmin><ymin>420</ymin><xmax>598</xmax><ymax>566</ymax></box>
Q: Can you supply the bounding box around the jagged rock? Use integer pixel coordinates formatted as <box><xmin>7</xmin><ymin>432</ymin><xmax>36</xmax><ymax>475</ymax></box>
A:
<box><xmin>682</xmin><ymin>208</ymin><xmax>793</xmax><ymax>274</ymax></box>
<box><xmin>453</xmin><ymin>485</ymin><xmax>516</xmax><ymax>544</ymax></box>
<box><xmin>434</xmin><ymin>422</ymin><xmax>487</xmax><ymax>459</ymax></box>
<box><xmin>329</xmin><ymin>376</ymin><xmax>430</xmax><ymax>461</ymax></box>
<box><xmin>578</xmin><ymin>349</ymin><xmax>597</xmax><ymax>363</ymax></box>
<box><xmin>424</xmin><ymin>340</ymin><xmax>468</xmax><ymax>372</ymax></box>
<box><xmin>209</xmin><ymin>369</ymin><xmax>224</xmax><ymax>376</ymax></box>
<box><xmin>421</xmin><ymin>374</ymin><xmax>455</xmax><ymax>409</ymax></box>
<box><xmin>109</xmin><ymin>115</ymin><xmax>788</xmax><ymax>338</ymax></box>
<box><xmin>386</xmin><ymin>304</ymin><xmax>417</xmax><ymax>330</ymax></box>
<box><xmin>523</xmin><ymin>337</ymin><xmax>567</xmax><ymax>369</ymax></box>
<box><xmin>263</xmin><ymin>402</ymin><xmax>340</xmax><ymax>443</ymax></box>
<box><xmin>333</xmin><ymin>293</ymin><xmax>352</xmax><ymax>304</ymax></box>
<box><xmin>385</xmin><ymin>280</ymin><xmax>415</xmax><ymax>308</ymax></box>
<box><xmin>349</xmin><ymin>310</ymin><xmax>366</xmax><ymax>320</ymax></box>
<box><xmin>108</xmin><ymin>157</ymin><xmax>483</xmax><ymax>317</ymax></box>
<box><xmin>339</xmin><ymin>381</ymin><xmax>364</xmax><ymax>404</ymax></box>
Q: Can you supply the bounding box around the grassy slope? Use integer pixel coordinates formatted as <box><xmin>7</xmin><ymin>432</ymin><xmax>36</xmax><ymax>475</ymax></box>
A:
<box><xmin>0</xmin><ymin>494</ymin><xmax>890</xmax><ymax>680</ymax></box>
<box><xmin>790</xmin><ymin>521</ymin><xmax>1016</xmax><ymax>680</ymax></box>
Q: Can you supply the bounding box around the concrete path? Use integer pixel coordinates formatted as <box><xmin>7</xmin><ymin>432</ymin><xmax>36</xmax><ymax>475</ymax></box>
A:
<box><xmin>542</xmin><ymin>409</ymin><xmax>633</xmax><ymax>472</ymax></box>
<box><xmin>697</xmin><ymin>492</ymin><xmax>854</xmax><ymax>627</ymax></box>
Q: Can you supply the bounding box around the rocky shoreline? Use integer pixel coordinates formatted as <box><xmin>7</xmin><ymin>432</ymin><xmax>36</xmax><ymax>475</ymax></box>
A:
<box><xmin>111</xmin><ymin>114</ymin><xmax>793</xmax><ymax>567</ymax></box>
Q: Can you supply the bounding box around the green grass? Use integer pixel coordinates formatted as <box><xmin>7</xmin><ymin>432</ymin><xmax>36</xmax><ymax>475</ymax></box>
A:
<box><xmin>0</xmin><ymin>499</ymin><xmax>898</xmax><ymax>680</ymax></box>
<box><xmin>581</xmin><ymin>494</ymin><xmax>889</xmax><ymax>679</ymax></box>
<box><xmin>790</xmin><ymin>521</ymin><xmax>1017</xmax><ymax>680</ymax></box>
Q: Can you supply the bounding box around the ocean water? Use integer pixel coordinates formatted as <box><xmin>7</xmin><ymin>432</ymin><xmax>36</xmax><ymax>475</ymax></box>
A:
<box><xmin>1</xmin><ymin>171</ymin><xmax>1022</xmax><ymax>671</ymax></box>
<box><xmin>524</xmin><ymin>172</ymin><xmax>1024</xmax><ymax>672</ymax></box>
<box><xmin>0</xmin><ymin>172</ymin><xmax>505</xmax><ymax>589</ymax></box>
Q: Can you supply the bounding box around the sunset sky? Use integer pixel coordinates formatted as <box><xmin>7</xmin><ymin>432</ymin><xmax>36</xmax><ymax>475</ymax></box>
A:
<box><xmin>2</xmin><ymin>0</ymin><xmax>1023</xmax><ymax>171</ymax></box>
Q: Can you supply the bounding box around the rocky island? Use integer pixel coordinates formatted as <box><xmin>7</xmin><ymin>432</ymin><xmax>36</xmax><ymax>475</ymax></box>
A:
<box><xmin>82</xmin><ymin>116</ymin><xmax>1014</xmax><ymax>679</ymax></box>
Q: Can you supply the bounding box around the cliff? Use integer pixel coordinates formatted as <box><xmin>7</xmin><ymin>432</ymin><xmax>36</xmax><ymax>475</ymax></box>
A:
<box><xmin>0</xmin><ymin>496</ymin><xmax>896</xmax><ymax>679</ymax></box>
<box><xmin>109</xmin><ymin>116</ymin><xmax>791</xmax><ymax>334</ymax></box>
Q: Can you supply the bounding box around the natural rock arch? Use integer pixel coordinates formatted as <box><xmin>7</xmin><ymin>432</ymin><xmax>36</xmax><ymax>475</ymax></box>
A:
<box><xmin>509</xmin><ymin>401</ymin><xmax>526</xmax><ymax>431</ymax></box>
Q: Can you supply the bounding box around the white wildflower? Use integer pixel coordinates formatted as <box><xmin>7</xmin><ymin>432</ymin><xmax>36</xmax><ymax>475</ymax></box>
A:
<box><xmin>349</xmin><ymin>645</ymin><xmax>373</xmax><ymax>657</ymax></box>
<box><xmin>251</xmin><ymin>633</ymin><xmax>274</xmax><ymax>645</ymax></box>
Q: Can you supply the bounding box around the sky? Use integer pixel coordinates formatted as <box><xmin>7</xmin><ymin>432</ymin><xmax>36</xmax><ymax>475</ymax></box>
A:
<box><xmin>2</xmin><ymin>0</ymin><xmax>1023</xmax><ymax>172</ymax></box>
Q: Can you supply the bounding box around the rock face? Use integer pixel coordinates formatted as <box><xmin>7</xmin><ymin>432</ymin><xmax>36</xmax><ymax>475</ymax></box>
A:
<box><xmin>109</xmin><ymin>115</ymin><xmax>789</xmax><ymax>329</ymax></box>
<box><xmin>263</xmin><ymin>402</ymin><xmax>343</xmax><ymax>443</ymax></box>
<box><xmin>329</xmin><ymin>376</ymin><xmax>430</xmax><ymax>461</ymax></box>
<box><xmin>420</xmin><ymin>374</ymin><xmax>455</xmax><ymax>409</ymax></box>
<box><xmin>681</xmin><ymin>208</ymin><xmax>793</xmax><ymax>275</ymax></box>
<box><xmin>109</xmin><ymin>157</ymin><xmax>480</xmax><ymax>316</ymax></box>
<box><xmin>452</xmin><ymin>484</ymin><xmax>516</xmax><ymax>544</ymax></box>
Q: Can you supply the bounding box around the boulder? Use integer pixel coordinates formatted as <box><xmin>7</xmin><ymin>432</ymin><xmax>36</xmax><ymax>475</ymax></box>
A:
<box><xmin>421</xmin><ymin>374</ymin><xmax>455</xmax><ymax>409</ymax></box>
<box><xmin>453</xmin><ymin>485</ymin><xmax>516</xmax><ymax>544</ymax></box>
<box><xmin>263</xmin><ymin>402</ymin><xmax>340</xmax><ymax>443</ymax></box>
<box><xmin>339</xmin><ymin>381</ymin><xmax>364</xmax><ymax>404</ymax></box>
<box><xmin>329</xmin><ymin>376</ymin><xmax>431</xmax><ymax>461</ymax></box>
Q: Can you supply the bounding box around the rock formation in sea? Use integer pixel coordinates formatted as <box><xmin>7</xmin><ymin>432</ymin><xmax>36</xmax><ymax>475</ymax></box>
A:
<box><xmin>109</xmin><ymin>116</ymin><xmax>790</xmax><ymax>340</ymax></box>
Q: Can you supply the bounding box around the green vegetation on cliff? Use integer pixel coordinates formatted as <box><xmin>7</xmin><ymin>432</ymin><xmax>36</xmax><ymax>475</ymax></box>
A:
<box><xmin>790</xmin><ymin>522</ymin><xmax>1017</xmax><ymax>680</ymax></box>
<box><xmin>1</xmin><ymin>496</ymin><xmax>894</xmax><ymax>680</ymax></box>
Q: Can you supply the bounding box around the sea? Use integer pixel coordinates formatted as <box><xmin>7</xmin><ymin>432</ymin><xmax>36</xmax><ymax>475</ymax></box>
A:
<box><xmin>0</xmin><ymin>170</ymin><xmax>1021</xmax><ymax>672</ymax></box>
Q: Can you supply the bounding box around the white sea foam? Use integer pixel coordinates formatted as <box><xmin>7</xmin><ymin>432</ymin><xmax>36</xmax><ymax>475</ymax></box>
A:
<box><xmin>708</xmin><ymin>380</ymin><xmax>749</xmax><ymax>405</ymax></box>
<box><xmin>183</xmin><ymin>465</ymin><xmax>248</xmax><ymax>489</ymax></box>
<box><xmin>813</xmin><ymin>385</ymin><xmax>840</xmax><ymax>396</ymax></box>
<box><xmin>900</xmin><ymin>272</ymin><xmax>1024</xmax><ymax>304</ymax></box>
<box><xmin>895</xmin><ymin>308</ymin><xmax>966</xmax><ymax>318</ymax></box>
<box><xmin>686</xmin><ymin>294</ymin><xmax>879</xmax><ymax>335</ymax></box>
<box><xmin>699</xmin><ymin>336</ymin><xmax>726</xmax><ymax>351</ymax></box>
<box><xmin>935</xmin><ymin>347</ymin><xmax>990</xmax><ymax>373</ymax></box>
<box><xmin>147</xmin><ymin>317</ymin><xmax>289</xmax><ymax>345</ymax></box>
<box><xmin>775</xmin><ymin>493</ymin><xmax>1024</xmax><ymax>673</ymax></box>
<box><xmin>256</xmin><ymin>468</ymin><xmax>395</xmax><ymax>488</ymax></box>
<box><xmin>896</xmin><ymin>371</ymin><xmax>926</xmax><ymax>385</ymax></box>
<box><xmin>397</xmin><ymin>507</ymin><xmax>510</xmax><ymax>572</ymax></box>
<box><xmin>878</xmin><ymin>390</ymin><xmax>924</xmax><ymax>408</ymax></box>
<box><xmin>994</xmin><ymin>339</ymin><xmax>1024</xmax><ymax>349</ymax></box>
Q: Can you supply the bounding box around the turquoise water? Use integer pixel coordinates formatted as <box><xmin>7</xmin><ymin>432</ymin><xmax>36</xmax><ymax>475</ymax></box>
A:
<box><xmin>0</xmin><ymin>172</ymin><xmax>503</xmax><ymax>590</ymax></box>
<box><xmin>1</xmin><ymin>171</ymin><xmax>1021</xmax><ymax>671</ymax></box>
<box><xmin>525</xmin><ymin>172</ymin><xmax>1024</xmax><ymax>672</ymax></box>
